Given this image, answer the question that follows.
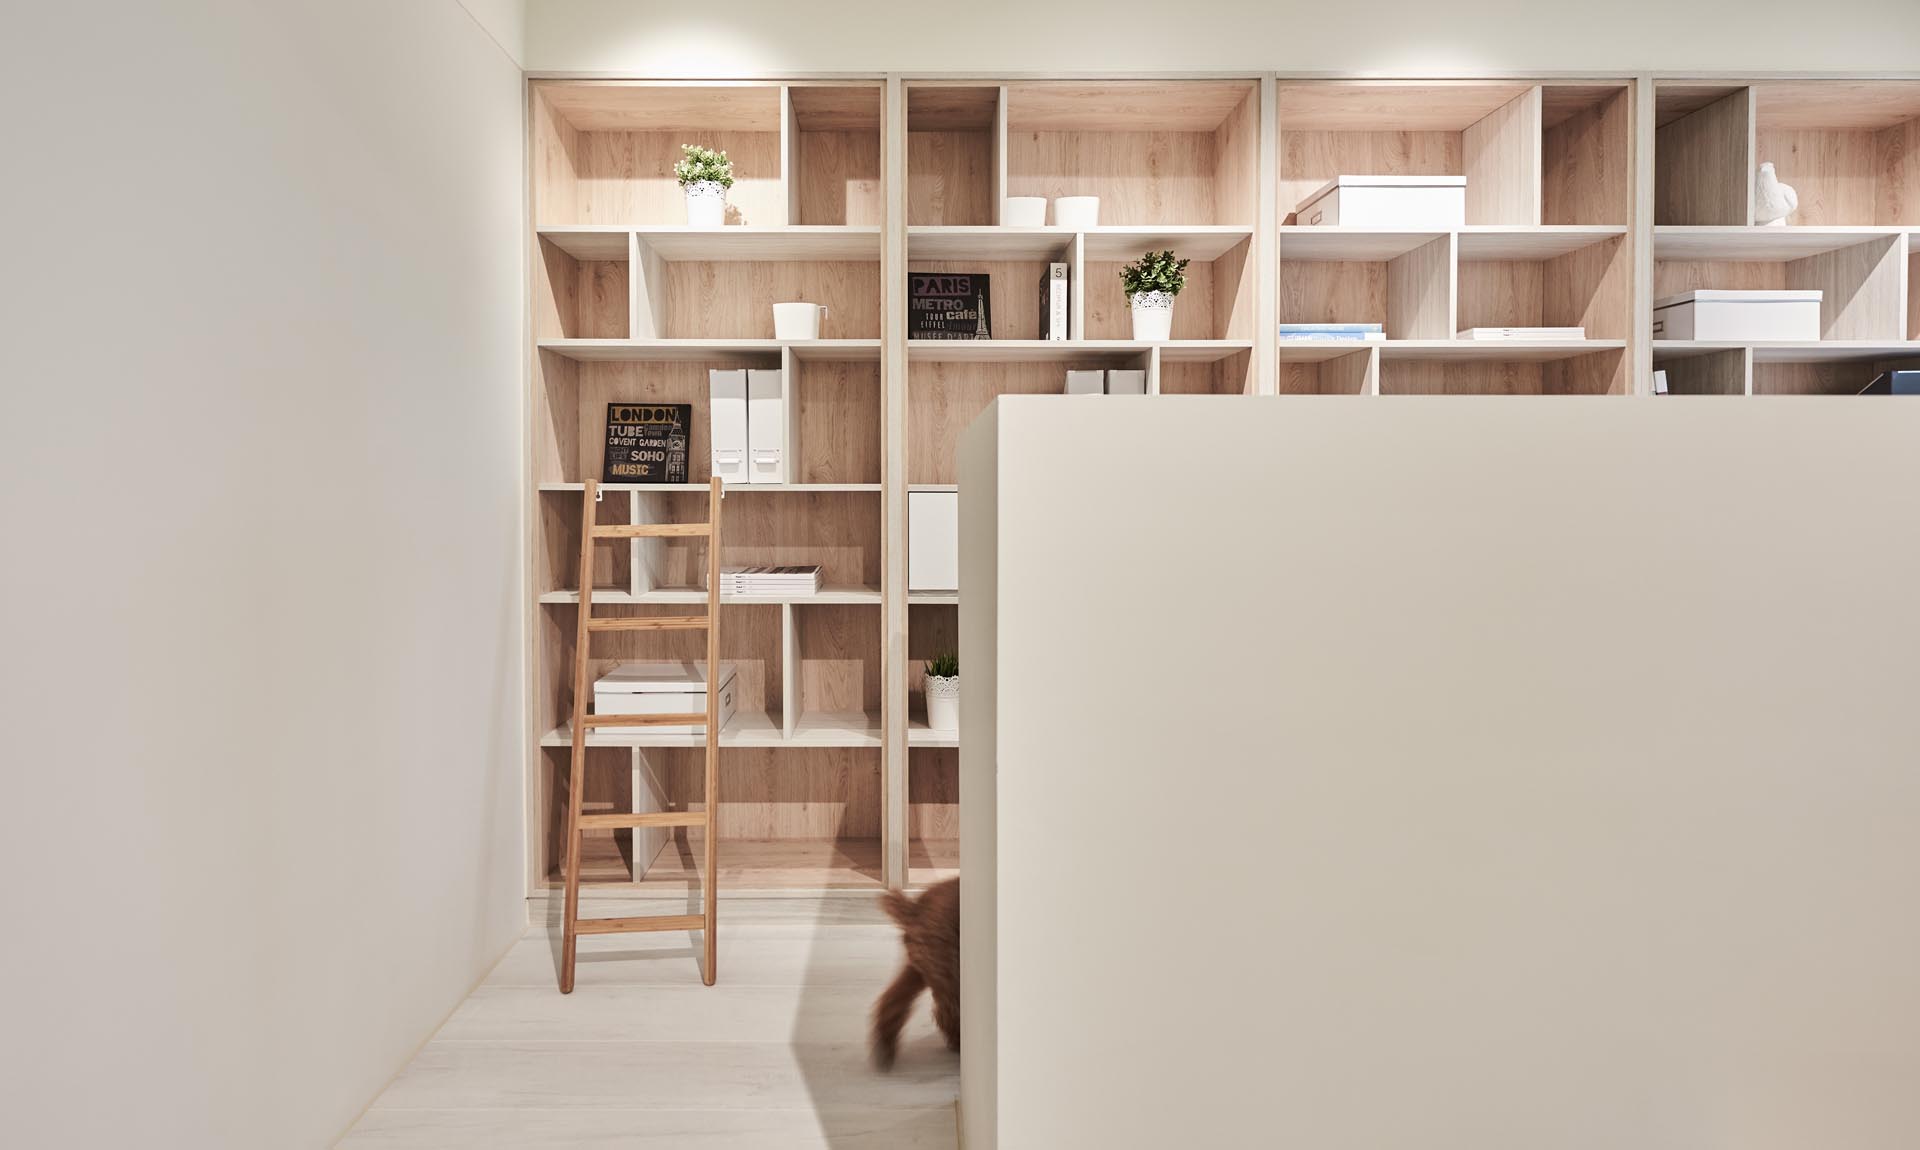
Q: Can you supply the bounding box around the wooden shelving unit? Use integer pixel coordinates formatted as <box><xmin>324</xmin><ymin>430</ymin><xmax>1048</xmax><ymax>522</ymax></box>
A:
<box><xmin>1650</xmin><ymin>80</ymin><xmax>1920</xmax><ymax>394</ymax></box>
<box><xmin>526</xmin><ymin>74</ymin><xmax>1920</xmax><ymax>896</ymax></box>
<box><xmin>1277</xmin><ymin>80</ymin><xmax>1634</xmax><ymax>396</ymax></box>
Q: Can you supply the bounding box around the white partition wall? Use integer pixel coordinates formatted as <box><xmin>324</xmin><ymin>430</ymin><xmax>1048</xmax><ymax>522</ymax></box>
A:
<box><xmin>959</xmin><ymin>396</ymin><xmax>1920</xmax><ymax>1149</ymax></box>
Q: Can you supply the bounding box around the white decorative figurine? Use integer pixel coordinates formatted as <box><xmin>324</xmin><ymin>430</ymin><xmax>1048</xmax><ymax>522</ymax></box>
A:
<box><xmin>1754</xmin><ymin>162</ymin><xmax>1798</xmax><ymax>227</ymax></box>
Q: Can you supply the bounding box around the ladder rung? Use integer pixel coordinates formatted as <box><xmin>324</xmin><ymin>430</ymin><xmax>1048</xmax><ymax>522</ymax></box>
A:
<box><xmin>577</xmin><ymin>810</ymin><xmax>708</xmax><ymax>830</ymax></box>
<box><xmin>575</xmin><ymin>913</ymin><xmax>707</xmax><ymax>936</ymax></box>
<box><xmin>581</xmin><ymin>712</ymin><xmax>710</xmax><ymax>729</ymax></box>
<box><xmin>592</xmin><ymin>523</ymin><xmax>711</xmax><ymax>539</ymax></box>
<box><xmin>586</xmin><ymin>614</ymin><xmax>709</xmax><ymax>632</ymax></box>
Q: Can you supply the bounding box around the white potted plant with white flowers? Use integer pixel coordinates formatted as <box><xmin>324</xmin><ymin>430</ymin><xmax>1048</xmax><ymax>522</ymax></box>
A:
<box><xmin>675</xmin><ymin>144</ymin><xmax>734</xmax><ymax>227</ymax></box>
<box><xmin>1119</xmin><ymin>249</ymin><xmax>1190</xmax><ymax>342</ymax></box>
<box><xmin>923</xmin><ymin>652</ymin><xmax>959</xmax><ymax>732</ymax></box>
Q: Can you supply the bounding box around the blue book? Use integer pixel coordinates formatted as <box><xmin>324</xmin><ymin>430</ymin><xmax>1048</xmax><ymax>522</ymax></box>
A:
<box><xmin>1858</xmin><ymin>370</ymin><xmax>1919</xmax><ymax>395</ymax></box>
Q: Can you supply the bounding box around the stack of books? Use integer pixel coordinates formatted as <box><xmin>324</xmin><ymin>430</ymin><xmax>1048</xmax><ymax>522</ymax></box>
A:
<box><xmin>1456</xmin><ymin>326</ymin><xmax>1586</xmax><ymax>340</ymax></box>
<box><xmin>720</xmin><ymin>565</ymin><xmax>823</xmax><ymax>597</ymax></box>
<box><xmin>1279</xmin><ymin>323</ymin><xmax>1385</xmax><ymax>342</ymax></box>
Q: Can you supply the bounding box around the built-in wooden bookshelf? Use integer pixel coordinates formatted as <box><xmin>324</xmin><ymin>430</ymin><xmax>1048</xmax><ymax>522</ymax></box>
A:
<box><xmin>1277</xmin><ymin>81</ymin><xmax>1635</xmax><ymax>395</ymax></box>
<box><xmin>527</xmin><ymin>74</ymin><xmax>1920</xmax><ymax>897</ymax></box>
<box><xmin>1652</xmin><ymin>80</ymin><xmax>1920</xmax><ymax>394</ymax></box>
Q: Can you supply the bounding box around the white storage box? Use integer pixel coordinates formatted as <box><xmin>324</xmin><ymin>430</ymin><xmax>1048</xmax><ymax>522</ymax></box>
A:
<box><xmin>909</xmin><ymin>490</ymin><xmax>959</xmax><ymax>591</ymax></box>
<box><xmin>1651</xmin><ymin>290</ymin><xmax>1823</xmax><ymax>342</ymax></box>
<box><xmin>708</xmin><ymin>369</ymin><xmax>748</xmax><ymax>484</ymax></box>
<box><xmin>1294</xmin><ymin>175</ymin><xmax>1466</xmax><ymax>228</ymax></box>
<box><xmin>1106</xmin><ymin>369</ymin><xmax>1148</xmax><ymax>396</ymax></box>
<box><xmin>1065</xmin><ymin>369</ymin><xmax>1105</xmax><ymax>396</ymax></box>
<box><xmin>747</xmin><ymin>367</ymin><xmax>793</xmax><ymax>485</ymax></box>
<box><xmin>593</xmin><ymin>661</ymin><xmax>738</xmax><ymax>735</ymax></box>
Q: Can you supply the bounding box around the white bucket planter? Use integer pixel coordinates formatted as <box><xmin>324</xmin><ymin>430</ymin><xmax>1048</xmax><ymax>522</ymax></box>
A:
<box><xmin>683</xmin><ymin>180</ymin><xmax>728</xmax><ymax>226</ymax></box>
<box><xmin>1002</xmin><ymin>196</ymin><xmax>1046</xmax><ymax>226</ymax></box>
<box><xmin>773</xmin><ymin>302</ymin><xmax>828</xmax><ymax>340</ymax></box>
<box><xmin>1128</xmin><ymin>290</ymin><xmax>1175</xmax><ymax>342</ymax></box>
<box><xmin>925</xmin><ymin>675</ymin><xmax>960</xmax><ymax>732</ymax></box>
<box><xmin>1053</xmin><ymin>196</ymin><xmax>1100</xmax><ymax>229</ymax></box>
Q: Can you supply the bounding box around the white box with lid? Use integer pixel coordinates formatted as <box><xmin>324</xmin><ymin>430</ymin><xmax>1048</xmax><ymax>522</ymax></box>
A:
<box><xmin>1651</xmin><ymin>290</ymin><xmax>1824</xmax><ymax>342</ymax></box>
<box><xmin>1294</xmin><ymin>175</ymin><xmax>1467</xmax><ymax>228</ymax></box>
<box><xmin>593</xmin><ymin>660</ymin><xmax>738</xmax><ymax>735</ymax></box>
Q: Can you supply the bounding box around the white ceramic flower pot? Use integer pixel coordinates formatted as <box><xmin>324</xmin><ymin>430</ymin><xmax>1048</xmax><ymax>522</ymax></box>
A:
<box><xmin>1129</xmin><ymin>290</ymin><xmax>1175</xmax><ymax>341</ymax></box>
<box><xmin>925</xmin><ymin>674</ymin><xmax>960</xmax><ymax>732</ymax></box>
<box><xmin>1053</xmin><ymin>195</ymin><xmax>1100</xmax><ymax>229</ymax></box>
<box><xmin>773</xmin><ymin>302</ymin><xmax>828</xmax><ymax>340</ymax></box>
<box><xmin>1002</xmin><ymin>196</ymin><xmax>1046</xmax><ymax>227</ymax></box>
<box><xmin>684</xmin><ymin>180</ymin><xmax>727</xmax><ymax>226</ymax></box>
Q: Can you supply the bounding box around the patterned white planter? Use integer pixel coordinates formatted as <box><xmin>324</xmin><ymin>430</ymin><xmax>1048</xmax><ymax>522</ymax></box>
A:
<box><xmin>683</xmin><ymin>180</ymin><xmax>727</xmax><ymax>226</ymax></box>
<box><xmin>925</xmin><ymin>674</ymin><xmax>960</xmax><ymax>732</ymax></box>
<box><xmin>1129</xmin><ymin>290</ymin><xmax>1175</xmax><ymax>342</ymax></box>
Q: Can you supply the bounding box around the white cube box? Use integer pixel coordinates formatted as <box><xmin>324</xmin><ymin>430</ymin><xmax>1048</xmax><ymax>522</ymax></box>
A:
<box><xmin>909</xmin><ymin>490</ymin><xmax>959</xmax><ymax>591</ymax></box>
<box><xmin>1652</xmin><ymin>290</ymin><xmax>1824</xmax><ymax>342</ymax></box>
<box><xmin>593</xmin><ymin>660</ymin><xmax>738</xmax><ymax>736</ymax></box>
<box><xmin>1106</xmin><ymin>369</ymin><xmax>1148</xmax><ymax>396</ymax></box>
<box><xmin>1065</xmin><ymin>369</ymin><xmax>1105</xmax><ymax>396</ymax></box>
<box><xmin>1294</xmin><ymin>175</ymin><xmax>1467</xmax><ymax>228</ymax></box>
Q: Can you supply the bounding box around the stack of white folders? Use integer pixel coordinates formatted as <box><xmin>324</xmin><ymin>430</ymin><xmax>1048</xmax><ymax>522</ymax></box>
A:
<box><xmin>1456</xmin><ymin>326</ymin><xmax>1586</xmax><ymax>340</ymax></box>
<box><xmin>1279</xmin><ymin>323</ymin><xmax>1384</xmax><ymax>342</ymax></box>
<box><xmin>720</xmin><ymin>565</ymin><xmax>823</xmax><ymax>596</ymax></box>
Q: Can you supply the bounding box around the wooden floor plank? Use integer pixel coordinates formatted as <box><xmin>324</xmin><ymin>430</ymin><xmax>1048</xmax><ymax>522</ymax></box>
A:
<box><xmin>368</xmin><ymin>1038</ymin><xmax>957</xmax><ymax>1111</ymax></box>
<box><xmin>341</xmin><ymin>1106</ymin><xmax>956</xmax><ymax>1149</ymax></box>
<box><xmin>487</xmin><ymin>927</ymin><xmax>906</xmax><ymax>989</ymax></box>
<box><xmin>439</xmin><ymin>984</ymin><xmax>937</xmax><ymax>1045</ymax></box>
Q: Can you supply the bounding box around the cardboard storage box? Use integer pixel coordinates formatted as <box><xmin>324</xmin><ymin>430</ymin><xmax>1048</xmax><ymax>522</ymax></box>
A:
<box><xmin>1652</xmin><ymin>290</ymin><xmax>1823</xmax><ymax>342</ymax></box>
<box><xmin>594</xmin><ymin>661</ymin><xmax>738</xmax><ymax>735</ymax></box>
<box><xmin>909</xmin><ymin>490</ymin><xmax>959</xmax><ymax>591</ymax></box>
<box><xmin>1294</xmin><ymin>175</ymin><xmax>1466</xmax><ymax>228</ymax></box>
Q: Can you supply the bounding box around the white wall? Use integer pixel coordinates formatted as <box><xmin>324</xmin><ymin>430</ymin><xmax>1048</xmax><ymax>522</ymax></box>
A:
<box><xmin>525</xmin><ymin>0</ymin><xmax>1920</xmax><ymax>74</ymax></box>
<box><xmin>960</xmin><ymin>397</ymin><xmax>1920</xmax><ymax>1149</ymax></box>
<box><xmin>0</xmin><ymin>2</ymin><xmax>526</xmax><ymax>1146</ymax></box>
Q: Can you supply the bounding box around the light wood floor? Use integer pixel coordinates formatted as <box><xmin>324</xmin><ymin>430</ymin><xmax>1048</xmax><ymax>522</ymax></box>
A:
<box><xmin>339</xmin><ymin>894</ymin><xmax>959</xmax><ymax>1148</ymax></box>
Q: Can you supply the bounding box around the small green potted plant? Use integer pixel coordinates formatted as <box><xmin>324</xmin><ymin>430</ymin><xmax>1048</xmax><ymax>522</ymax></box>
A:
<box><xmin>924</xmin><ymin>651</ymin><xmax>959</xmax><ymax>732</ymax></box>
<box><xmin>674</xmin><ymin>144</ymin><xmax>734</xmax><ymax>227</ymax></box>
<box><xmin>1119</xmin><ymin>249</ymin><xmax>1190</xmax><ymax>342</ymax></box>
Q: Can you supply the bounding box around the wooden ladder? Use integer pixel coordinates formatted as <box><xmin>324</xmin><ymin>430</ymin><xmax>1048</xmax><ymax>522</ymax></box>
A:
<box><xmin>560</xmin><ymin>476</ymin><xmax>724</xmax><ymax>992</ymax></box>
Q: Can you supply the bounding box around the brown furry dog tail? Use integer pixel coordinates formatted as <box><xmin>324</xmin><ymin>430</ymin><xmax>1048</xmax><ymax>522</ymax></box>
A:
<box><xmin>879</xmin><ymin>888</ymin><xmax>916</xmax><ymax>928</ymax></box>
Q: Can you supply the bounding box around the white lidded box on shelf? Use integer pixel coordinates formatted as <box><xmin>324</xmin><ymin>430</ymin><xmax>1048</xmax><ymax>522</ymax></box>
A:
<box><xmin>1294</xmin><ymin>175</ymin><xmax>1466</xmax><ymax>228</ymax></box>
<box><xmin>1652</xmin><ymin>290</ymin><xmax>1823</xmax><ymax>342</ymax></box>
<box><xmin>593</xmin><ymin>660</ymin><xmax>738</xmax><ymax>736</ymax></box>
<box><xmin>909</xmin><ymin>490</ymin><xmax>959</xmax><ymax>591</ymax></box>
